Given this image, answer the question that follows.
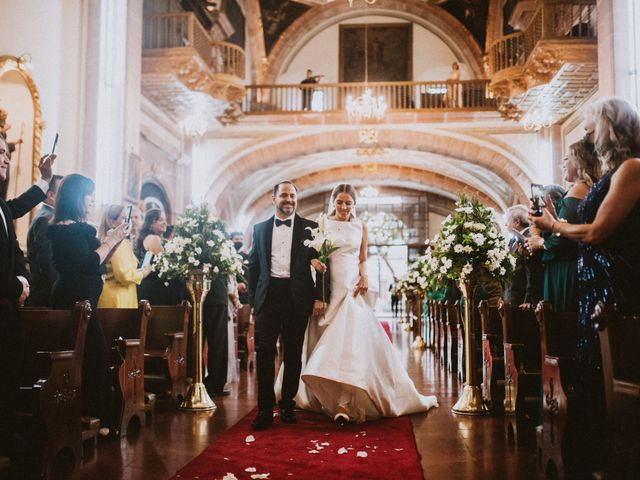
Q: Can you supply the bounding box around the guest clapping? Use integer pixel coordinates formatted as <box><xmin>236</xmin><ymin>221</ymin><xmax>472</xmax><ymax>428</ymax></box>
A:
<box><xmin>97</xmin><ymin>205</ymin><xmax>152</xmax><ymax>308</ymax></box>
<box><xmin>48</xmin><ymin>174</ymin><xmax>130</xmax><ymax>436</ymax></box>
<box><xmin>529</xmin><ymin>97</ymin><xmax>640</xmax><ymax>477</ymax></box>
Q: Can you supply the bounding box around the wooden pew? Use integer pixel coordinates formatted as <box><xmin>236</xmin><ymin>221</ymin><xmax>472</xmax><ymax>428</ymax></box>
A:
<box><xmin>593</xmin><ymin>302</ymin><xmax>640</xmax><ymax>478</ymax></box>
<box><xmin>479</xmin><ymin>301</ymin><xmax>505</xmax><ymax>416</ymax></box>
<box><xmin>438</xmin><ymin>301</ymin><xmax>448</xmax><ymax>366</ymax></box>
<box><xmin>444</xmin><ymin>300</ymin><xmax>459</xmax><ymax>374</ymax></box>
<box><xmin>422</xmin><ymin>296</ymin><xmax>431</xmax><ymax>348</ymax></box>
<box><xmin>144</xmin><ymin>301</ymin><xmax>192</xmax><ymax>404</ymax></box>
<box><xmin>98</xmin><ymin>301</ymin><xmax>151</xmax><ymax>437</ymax></box>
<box><xmin>16</xmin><ymin>301</ymin><xmax>91</xmax><ymax>479</ymax></box>
<box><xmin>535</xmin><ymin>302</ymin><xmax>578</xmax><ymax>480</ymax></box>
<box><xmin>499</xmin><ymin>301</ymin><xmax>541</xmax><ymax>447</ymax></box>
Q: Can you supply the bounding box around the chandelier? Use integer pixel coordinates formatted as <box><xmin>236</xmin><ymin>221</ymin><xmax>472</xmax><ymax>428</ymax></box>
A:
<box><xmin>346</xmin><ymin>23</ymin><xmax>387</xmax><ymax>122</ymax></box>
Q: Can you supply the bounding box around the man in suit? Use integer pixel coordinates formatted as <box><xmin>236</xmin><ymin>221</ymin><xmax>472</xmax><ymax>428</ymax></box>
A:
<box><xmin>0</xmin><ymin>135</ymin><xmax>55</xmax><ymax>455</ymax></box>
<box><xmin>26</xmin><ymin>174</ymin><xmax>62</xmax><ymax>306</ymax></box>
<box><xmin>247</xmin><ymin>181</ymin><xmax>328</xmax><ymax>430</ymax></box>
<box><xmin>504</xmin><ymin>205</ymin><xmax>543</xmax><ymax>308</ymax></box>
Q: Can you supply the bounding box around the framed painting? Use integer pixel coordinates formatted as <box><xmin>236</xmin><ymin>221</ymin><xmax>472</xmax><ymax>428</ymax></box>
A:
<box><xmin>339</xmin><ymin>23</ymin><xmax>412</xmax><ymax>82</ymax></box>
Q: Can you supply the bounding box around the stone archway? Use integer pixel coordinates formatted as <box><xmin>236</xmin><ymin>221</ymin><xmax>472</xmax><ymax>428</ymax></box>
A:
<box><xmin>207</xmin><ymin>127</ymin><xmax>532</xmax><ymax>224</ymax></box>
<box><xmin>265</xmin><ymin>0</ymin><xmax>485</xmax><ymax>84</ymax></box>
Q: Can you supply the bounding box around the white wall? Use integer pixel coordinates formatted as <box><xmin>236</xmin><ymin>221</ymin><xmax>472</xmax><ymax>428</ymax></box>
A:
<box><xmin>0</xmin><ymin>0</ymin><xmax>86</xmax><ymax>175</ymax></box>
<box><xmin>276</xmin><ymin>15</ymin><xmax>469</xmax><ymax>84</ymax></box>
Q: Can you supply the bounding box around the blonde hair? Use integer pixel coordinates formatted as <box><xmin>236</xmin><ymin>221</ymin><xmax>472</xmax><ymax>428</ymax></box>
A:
<box><xmin>586</xmin><ymin>97</ymin><xmax>640</xmax><ymax>173</ymax></box>
<box><xmin>568</xmin><ymin>140</ymin><xmax>600</xmax><ymax>187</ymax></box>
<box><xmin>98</xmin><ymin>204</ymin><xmax>124</xmax><ymax>241</ymax></box>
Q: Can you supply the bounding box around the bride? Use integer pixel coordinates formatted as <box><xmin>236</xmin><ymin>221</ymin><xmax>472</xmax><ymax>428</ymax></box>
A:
<box><xmin>278</xmin><ymin>184</ymin><xmax>437</xmax><ymax>424</ymax></box>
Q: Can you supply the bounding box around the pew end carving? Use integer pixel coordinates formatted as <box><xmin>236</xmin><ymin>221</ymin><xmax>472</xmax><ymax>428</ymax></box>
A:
<box><xmin>16</xmin><ymin>301</ymin><xmax>91</xmax><ymax>478</ymax></box>
<box><xmin>144</xmin><ymin>301</ymin><xmax>192</xmax><ymax>404</ymax></box>
<box><xmin>593</xmin><ymin>302</ymin><xmax>640</xmax><ymax>478</ymax></box>
<box><xmin>98</xmin><ymin>301</ymin><xmax>151</xmax><ymax>437</ymax></box>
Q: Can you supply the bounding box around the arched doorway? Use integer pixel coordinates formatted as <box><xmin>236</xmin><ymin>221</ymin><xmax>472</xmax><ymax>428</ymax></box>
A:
<box><xmin>141</xmin><ymin>178</ymin><xmax>172</xmax><ymax>222</ymax></box>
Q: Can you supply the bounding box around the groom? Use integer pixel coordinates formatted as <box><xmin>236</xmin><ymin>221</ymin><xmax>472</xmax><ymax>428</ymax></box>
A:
<box><xmin>247</xmin><ymin>181</ymin><xmax>328</xmax><ymax>430</ymax></box>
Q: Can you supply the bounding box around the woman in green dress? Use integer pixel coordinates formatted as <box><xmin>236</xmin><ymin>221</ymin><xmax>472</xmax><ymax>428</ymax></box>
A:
<box><xmin>527</xmin><ymin>140</ymin><xmax>599</xmax><ymax>312</ymax></box>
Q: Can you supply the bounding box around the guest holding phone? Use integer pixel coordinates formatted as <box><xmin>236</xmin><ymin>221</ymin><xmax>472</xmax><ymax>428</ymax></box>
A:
<box><xmin>136</xmin><ymin>208</ymin><xmax>185</xmax><ymax>305</ymax></box>
<box><xmin>48</xmin><ymin>175</ymin><xmax>130</xmax><ymax>437</ymax></box>
<box><xmin>97</xmin><ymin>204</ymin><xmax>152</xmax><ymax>308</ymax></box>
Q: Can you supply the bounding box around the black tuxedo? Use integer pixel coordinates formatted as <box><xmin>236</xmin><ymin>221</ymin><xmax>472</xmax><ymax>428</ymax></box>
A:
<box><xmin>0</xmin><ymin>185</ymin><xmax>45</xmax><ymax>453</ymax></box>
<box><xmin>26</xmin><ymin>204</ymin><xmax>57</xmax><ymax>306</ymax></box>
<box><xmin>247</xmin><ymin>213</ymin><xmax>329</xmax><ymax>413</ymax></box>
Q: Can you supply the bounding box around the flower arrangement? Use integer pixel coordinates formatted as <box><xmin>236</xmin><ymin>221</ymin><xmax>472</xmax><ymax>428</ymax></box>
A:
<box><xmin>427</xmin><ymin>194</ymin><xmax>515</xmax><ymax>283</ymax></box>
<box><xmin>399</xmin><ymin>254</ymin><xmax>435</xmax><ymax>295</ymax></box>
<box><xmin>154</xmin><ymin>203</ymin><xmax>245</xmax><ymax>283</ymax></box>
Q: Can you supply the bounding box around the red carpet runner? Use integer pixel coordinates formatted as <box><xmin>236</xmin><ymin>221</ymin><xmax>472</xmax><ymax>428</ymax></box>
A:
<box><xmin>171</xmin><ymin>409</ymin><xmax>424</xmax><ymax>480</ymax></box>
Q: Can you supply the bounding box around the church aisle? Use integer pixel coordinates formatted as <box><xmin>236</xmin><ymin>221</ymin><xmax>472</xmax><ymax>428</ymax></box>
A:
<box><xmin>76</xmin><ymin>318</ymin><xmax>538</xmax><ymax>480</ymax></box>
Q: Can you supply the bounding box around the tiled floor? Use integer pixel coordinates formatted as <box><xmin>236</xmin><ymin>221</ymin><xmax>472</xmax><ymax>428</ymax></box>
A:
<box><xmin>75</xmin><ymin>317</ymin><xmax>539</xmax><ymax>479</ymax></box>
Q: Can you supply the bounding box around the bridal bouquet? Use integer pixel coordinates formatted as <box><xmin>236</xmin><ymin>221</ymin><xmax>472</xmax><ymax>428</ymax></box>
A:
<box><xmin>155</xmin><ymin>203</ymin><xmax>245</xmax><ymax>283</ymax></box>
<box><xmin>304</xmin><ymin>213</ymin><xmax>340</xmax><ymax>265</ymax></box>
<box><xmin>304</xmin><ymin>213</ymin><xmax>340</xmax><ymax>304</ymax></box>
<box><xmin>428</xmin><ymin>195</ymin><xmax>515</xmax><ymax>283</ymax></box>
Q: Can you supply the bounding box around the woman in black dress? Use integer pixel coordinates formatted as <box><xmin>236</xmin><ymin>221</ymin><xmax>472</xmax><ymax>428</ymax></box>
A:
<box><xmin>136</xmin><ymin>208</ymin><xmax>185</xmax><ymax>305</ymax></box>
<box><xmin>48</xmin><ymin>174</ymin><xmax>129</xmax><ymax>436</ymax></box>
<box><xmin>531</xmin><ymin>97</ymin><xmax>640</xmax><ymax>475</ymax></box>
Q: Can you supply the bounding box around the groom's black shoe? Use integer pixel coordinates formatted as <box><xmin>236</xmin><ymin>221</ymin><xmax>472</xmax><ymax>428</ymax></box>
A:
<box><xmin>280</xmin><ymin>408</ymin><xmax>297</xmax><ymax>424</ymax></box>
<box><xmin>251</xmin><ymin>412</ymin><xmax>273</xmax><ymax>431</ymax></box>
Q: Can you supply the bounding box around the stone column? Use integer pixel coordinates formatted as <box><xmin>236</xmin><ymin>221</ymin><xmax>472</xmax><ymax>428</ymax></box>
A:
<box><xmin>243</xmin><ymin>0</ymin><xmax>268</xmax><ymax>84</ymax></box>
<box><xmin>597</xmin><ymin>0</ymin><xmax>635</xmax><ymax>100</ymax></box>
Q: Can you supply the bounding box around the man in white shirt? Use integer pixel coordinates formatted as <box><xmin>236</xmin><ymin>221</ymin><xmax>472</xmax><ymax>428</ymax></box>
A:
<box><xmin>247</xmin><ymin>181</ymin><xmax>329</xmax><ymax>430</ymax></box>
<box><xmin>0</xmin><ymin>134</ymin><xmax>55</xmax><ymax>456</ymax></box>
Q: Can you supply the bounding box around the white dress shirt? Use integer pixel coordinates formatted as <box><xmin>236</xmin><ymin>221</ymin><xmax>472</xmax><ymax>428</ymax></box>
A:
<box><xmin>270</xmin><ymin>214</ymin><xmax>295</xmax><ymax>278</ymax></box>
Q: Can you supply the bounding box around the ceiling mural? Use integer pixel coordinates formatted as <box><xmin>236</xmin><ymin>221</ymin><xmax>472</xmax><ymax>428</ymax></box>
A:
<box><xmin>264</xmin><ymin>1</ymin><xmax>489</xmax><ymax>55</ymax></box>
<box><xmin>260</xmin><ymin>0</ymin><xmax>311</xmax><ymax>54</ymax></box>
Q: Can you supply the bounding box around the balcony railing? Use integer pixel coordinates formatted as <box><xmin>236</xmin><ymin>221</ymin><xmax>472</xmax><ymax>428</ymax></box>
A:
<box><xmin>490</xmin><ymin>0</ymin><xmax>597</xmax><ymax>75</ymax></box>
<box><xmin>143</xmin><ymin>12</ymin><xmax>245</xmax><ymax>79</ymax></box>
<box><xmin>243</xmin><ymin>80</ymin><xmax>495</xmax><ymax>114</ymax></box>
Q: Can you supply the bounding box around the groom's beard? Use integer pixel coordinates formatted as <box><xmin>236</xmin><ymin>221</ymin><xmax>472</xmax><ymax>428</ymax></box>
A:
<box><xmin>277</xmin><ymin>203</ymin><xmax>295</xmax><ymax>217</ymax></box>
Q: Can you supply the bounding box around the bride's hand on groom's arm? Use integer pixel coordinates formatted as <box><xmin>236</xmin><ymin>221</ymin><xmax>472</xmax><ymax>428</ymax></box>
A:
<box><xmin>312</xmin><ymin>300</ymin><xmax>327</xmax><ymax>317</ymax></box>
<box><xmin>311</xmin><ymin>259</ymin><xmax>326</xmax><ymax>273</ymax></box>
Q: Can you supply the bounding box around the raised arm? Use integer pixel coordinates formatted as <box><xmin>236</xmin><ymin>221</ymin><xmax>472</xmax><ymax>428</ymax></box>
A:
<box><xmin>531</xmin><ymin>159</ymin><xmax>640</xmax><ymax>244</ymax></box>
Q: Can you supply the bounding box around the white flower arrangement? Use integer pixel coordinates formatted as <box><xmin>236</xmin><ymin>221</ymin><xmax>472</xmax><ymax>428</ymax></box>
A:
<box><xmin>428</xmin><ymin>194</ymin><xmax>514</xmax><ymax>283</ymax></box>
<box><xmin>154</xmin><ymin>203</ymin><xmax>245</xmax><ymax>282</ymax></box>
<box><xmin>304</xmin><ymin>213</ymin><xmax>340</xmax><ymax>264</ymax></box>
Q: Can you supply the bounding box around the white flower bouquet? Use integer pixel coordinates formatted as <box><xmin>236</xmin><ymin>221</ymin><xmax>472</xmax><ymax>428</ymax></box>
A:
<box><xmin>428</xmin><ymin>195</ymin><xmax>515</xmax><ymax>283</ymax></box>
<box><xmin>304</xmin><ymin>213</ymin><xmax>340</xmax><ymax>265</ymax></box>
<box><xmin>154</xmin><ymin>203</ymin><xmax>245</xmax><ymax>283</ymax></box>
<box><xmin>304</xmin><ymin>213</ymin><xmax>340</xmax><ymax>305</ymax></box>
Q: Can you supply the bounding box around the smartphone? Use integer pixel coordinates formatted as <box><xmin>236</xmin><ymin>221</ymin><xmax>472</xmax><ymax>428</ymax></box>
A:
<box><xmin>124</xmin><ymin>205</ymin><xmax>133</xmax><ymax>224</ymax></box>
<box><xmin>51</xmin><ymin>133</ymin><xmax>59</xmax><ymax>155</ymax></box>
<box><xmin>531</xmin><ymin>183</ymin><xmax>545</xmax><ymax>217</ymax></box>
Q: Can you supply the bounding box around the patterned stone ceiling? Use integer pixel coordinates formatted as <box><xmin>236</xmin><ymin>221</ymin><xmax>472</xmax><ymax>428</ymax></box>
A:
<box><xmin>261</xmin><ymin>0</ymin><xmax>488</xmax><ymax>53</ymax></box>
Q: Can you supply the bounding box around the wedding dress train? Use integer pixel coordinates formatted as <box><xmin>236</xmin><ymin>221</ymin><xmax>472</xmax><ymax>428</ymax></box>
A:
<box><xmin>278</xmin><ymin>218</ymin><xmax>437</xmax><ymax>423</ymax></box>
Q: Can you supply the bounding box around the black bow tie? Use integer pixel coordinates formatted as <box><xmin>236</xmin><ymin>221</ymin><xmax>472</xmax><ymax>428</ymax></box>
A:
<box><xmin>275</xmin><ymin>218</ymin><xmax>292</xmax><ymax>227</ymax></box>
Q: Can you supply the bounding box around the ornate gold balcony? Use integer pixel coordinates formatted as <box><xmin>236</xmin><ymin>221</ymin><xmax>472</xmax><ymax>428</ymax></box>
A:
<box><xmin>142</xmin><ymin>12</ymin><xmax>245</xmax><ymax>118</ymax></box>
<box><xmin>489</xmin><ymin>0</ymin><xmax>598</xmax><ymax>126</ymax></box>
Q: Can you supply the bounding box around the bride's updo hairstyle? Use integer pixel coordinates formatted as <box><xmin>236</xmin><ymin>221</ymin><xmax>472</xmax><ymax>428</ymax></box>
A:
<box><xmin>329</xmin><ymin>184</ymin><xmax>358</xmax><ymax>218</ymax></box>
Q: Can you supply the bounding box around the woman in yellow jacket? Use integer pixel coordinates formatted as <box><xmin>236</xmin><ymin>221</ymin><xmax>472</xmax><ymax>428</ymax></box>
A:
<box><xmin>98</xmin><ymin>204</ymin><xmax>152</xmax><ymax>308</ymax></box>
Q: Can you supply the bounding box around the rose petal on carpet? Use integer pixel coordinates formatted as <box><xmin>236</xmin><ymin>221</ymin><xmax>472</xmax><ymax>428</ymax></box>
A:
<box><xmin>170</xmin><ymin>409</ymin><xmax>424</xmax><ymax>479</ymax></box>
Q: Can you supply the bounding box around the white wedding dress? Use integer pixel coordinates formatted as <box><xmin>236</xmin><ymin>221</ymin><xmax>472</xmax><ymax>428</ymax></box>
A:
<box><xmin>280</xmin><ymin>218</ymin><xmax>437</xmax><ymax>423</ymax></box>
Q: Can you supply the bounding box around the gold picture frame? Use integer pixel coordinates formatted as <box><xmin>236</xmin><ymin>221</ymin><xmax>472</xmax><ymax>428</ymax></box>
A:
<box><xmin>0</xmin><ymin>54</ymin><xmax>43</xmax><ymax>186</ymax></box>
